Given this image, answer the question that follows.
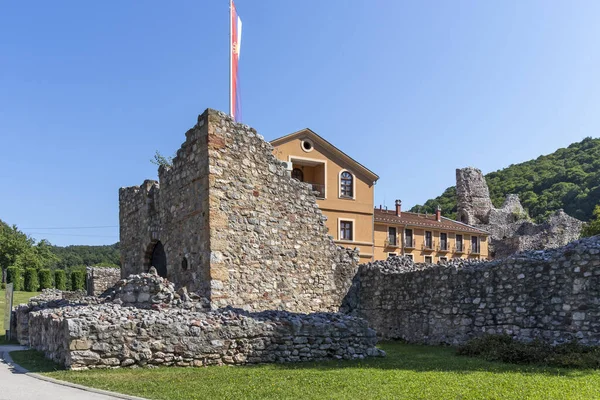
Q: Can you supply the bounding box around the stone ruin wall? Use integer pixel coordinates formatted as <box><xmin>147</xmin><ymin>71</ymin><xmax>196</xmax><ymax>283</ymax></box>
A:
<box><xmin>456</xmin><ymin>167</ymin><xmax>583</xmax><ymax>258</ymax></box>
<box><xmin>86</xmin><ymin>267</ymin><xmax>121</xmax><ymax>296</ymax></box>
<box><xmin>344</xmin><ymin>236</ymin><xmax>600</xmax><ymax>345</ymax></box>
<box><xmin>21</xmin><ymin>273</ymin><xmax>382</xmax><ymax>370</ymax></box>
<box><xmin>119</xmin><ymin>109</ymin><xmax>359</xmax><ymax>314</ymax></box>
<box><xmin>27</xmin><ymin>306</ymin><xmax>381</xmax><ymax>370</ymax></box>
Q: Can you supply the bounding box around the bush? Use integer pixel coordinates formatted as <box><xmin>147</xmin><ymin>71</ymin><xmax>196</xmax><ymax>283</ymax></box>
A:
<box><xmin>54</xmin><ymin>269</ymin><xmax>66</xmax><ymax>291</ymax></box>
<box><xmin>70</xmin><ymin>270</ymin><xmax>85</xmax><ymax>291</ymax></box>
<box><xmin>38</xmin><ymin>269</ymin><xmax>53</xmax><ymax>290</ymax></box>
<box><xmin>6</xmin><ymin>267</ymin><xmax>23</xmax><ymax>291</ymax></box>
<box><xmin>457</xmin><ymin>334</ymin><xmax>600</xmax><ymax>369</ymax></box>
<box><xmin>24</xmin><ymin>268</ymin><xmax>39</xmax><ymax>292</ymax></box>
<box><xmin>1</xmin><ymin>282</ymin><xmax>5</xmax><ymax>289</ymax></box>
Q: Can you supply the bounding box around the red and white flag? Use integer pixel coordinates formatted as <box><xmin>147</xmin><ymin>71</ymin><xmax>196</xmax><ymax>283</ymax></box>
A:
<box><xmin>230</xmin><ymin>0</ymin><xmax>242</xmax><ymax>122</ymax></box>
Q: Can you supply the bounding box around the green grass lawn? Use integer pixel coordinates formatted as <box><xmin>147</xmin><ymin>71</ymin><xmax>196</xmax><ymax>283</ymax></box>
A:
<box><xmin>0</xmin><ymin>289</ymin><xmax>39</xmax><ymax>343</ymax></box>
<box><xmin>11</xmin><ymin>342</ymin><xmax>600</xmax><ymax>400</ymax></box>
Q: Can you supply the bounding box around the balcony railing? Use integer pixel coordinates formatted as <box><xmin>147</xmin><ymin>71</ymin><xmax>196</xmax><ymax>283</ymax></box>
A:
<box><xmin>404</xmin><ymin>238</ymin><xmax>415</xmax><ymax>248</ymax></box>
<box><xmin>469</xmin><ymin>246</ymin><xmax>481</xmax><ymax>255</ymax></box>
<box><xmin>437</xmin><ymin>243</ymin><xmax>449</xmax><ymax>252</ymax></box>
<box><xmin>385</xmin><ymin>237</ymin><xmax>399</xmax><ymax>248</ymax></box>
<box><xmin>422</xmin><ymin>239</ymin><xmax>435</xmax><ymax>251</ymax></box>
<box><xmin>454</xmin><ymin>244</ymin><xmax>465</xmax><ymax>253</ymax></box>
<box><xmin>307</xmin><ymin>183</ymin><xmax>325</xmax><ymax>198</ymax></box>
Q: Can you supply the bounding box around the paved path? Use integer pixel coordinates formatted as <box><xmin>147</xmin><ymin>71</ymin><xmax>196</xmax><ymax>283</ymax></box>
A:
<box><xmin>0</xmin><ymin>345</ymin><xmax>137</xmax><ymax>400</ymax></box>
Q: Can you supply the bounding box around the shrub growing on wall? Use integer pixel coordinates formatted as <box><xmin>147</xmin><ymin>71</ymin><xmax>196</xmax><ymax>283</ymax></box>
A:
<box><xmin>6</xmin><ymin>267</ymin><xmax>22</xmax><ymax>291</ymax></box>
<box><xmin>54</xmin><ymin>269</ymin><xmax>66</xmax><ymax>291</ymax></box>
<box><xmin>38</xmin><ymin>269</ymin><xmax>53</xmax><ymax>290</ymax></box>
<box><xmin>70</xmin><ymin>270</ymin><xmax>85</xmax><ymax>291</ymax></box>
<box><xmin>24</xmin><ymin>268</ymin><xmax>39</xmax><ymax>292</ymax></box>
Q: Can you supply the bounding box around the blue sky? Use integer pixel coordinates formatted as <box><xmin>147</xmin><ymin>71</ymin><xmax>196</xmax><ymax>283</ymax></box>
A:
<box><xmin>2</xmin><ymin>1</ymin><xmax>599</xmax><ymax>246</ymax></box>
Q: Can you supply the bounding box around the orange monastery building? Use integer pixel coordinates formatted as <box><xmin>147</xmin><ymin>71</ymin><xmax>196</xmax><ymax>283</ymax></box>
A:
<box><xmin>271</xmin><ymin>129</ymin><xmax>489</xmax><ymax>263</ymax></box>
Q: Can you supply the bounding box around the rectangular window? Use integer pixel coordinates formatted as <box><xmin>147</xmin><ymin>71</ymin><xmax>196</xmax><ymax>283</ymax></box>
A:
<box><xmin>471</xmin><ymin>236</ymin><xmax>479</xmax><ymax>253</ymax></box>
<box><xmin>456</xmin><ymin>234</ymin><xmax>463</xmax><ymax>252</ymax></box>
<box><xmin>405</xmin><ymin>229</ymin><xmax>414</xmax><ymax>247</ymax></box>
<box><xmin>388</xmin><ymin>252</ymin><xmax>398</xmax><ymax>258</ymax></box>
<box><xmin>425</xmin><ymin>231</ymin><xmax>432</xmax><ymax>249</ymax></box>
<box><xmin>440</xmin><ymin>256</ymin><xmax>448</xmax><ymax>263</ymax></box>
<box><xmin>340</xmin><ymin>221</ymin><xmax>353</xmax><ymax>241</ymax></box>
<box><xmin>388</xmin><ymin>227</ymin><xmax>397</xmax><ymax>246</ymax></box>
<box><xmin>440</xmin><ymin>233</ymin><xmax>448</xmax><ymax>250</ymax></box>
<box><xmin>405</xmin><ymin>254</ymin><xmax>414</xmax><ymax>261</ymax></box>
<box><xmin>424</xmin><ymin>256</ymin><xmax>433</xmax><ymax>263</ymax></box>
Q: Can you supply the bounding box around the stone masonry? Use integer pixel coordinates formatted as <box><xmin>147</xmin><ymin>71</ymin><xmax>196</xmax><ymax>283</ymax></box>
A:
<box><xmin>456</xmin><ymin>167</ymin><xmax>583</xmax><ymax>257</ymax></box>
<box><xmin>119</xmin><ymin>109</ymin><xmax>359</xmax><ymax>313</ymax></box>
<box><xmin>21</xmin><ymin>270</ymin><xmax>383</xmax><ymax>370</ymax></box>
<box><xmin>344</xmin><ymin>235</ymin><xmax>600</xmax><ymax>345</ymax></box>
<box><xmin>28</xmin><ymin>305</ymin><xmax>382</xmax><ymax>370</ymax></box>
<box><xmin>86</xmin><ymin>267</ymin><xmax>121</xmax><ymax>296</ymax></box>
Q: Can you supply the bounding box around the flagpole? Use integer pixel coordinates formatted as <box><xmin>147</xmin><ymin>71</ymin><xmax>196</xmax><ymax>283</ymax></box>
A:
<box><xmin>229</xmin><ymin>0</ymin><xmax>233</xmax><ymax>118</ymax></box>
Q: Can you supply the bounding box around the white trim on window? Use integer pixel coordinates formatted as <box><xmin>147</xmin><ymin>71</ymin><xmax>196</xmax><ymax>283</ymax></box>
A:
<box><xmin>337</xmin><ymin>218</ymin><xmax>356</xmax><ymax>242</ymax></box>
<box><xmin>424</xmin><ymin>255</ymin><xmax>433</xmax><ymax>264</ymax></box>
<box><xmin>386</xmin><ymin>225</ymin><xmax>398</xmax><ymax>247</ymax></box>
<box><xmin>405</xmin><ymin>254</ymin><xmax>414</xmax><ymax>261</ymax></box>
<box><xmin>387</xmin><ymin>252</ymin><xmax>398</xmax><ymax>258</ymax></box>
<box><xmin>338</xmin><ymin>169</ymin><xmax>356</xmax><ymax>200</ymax></box>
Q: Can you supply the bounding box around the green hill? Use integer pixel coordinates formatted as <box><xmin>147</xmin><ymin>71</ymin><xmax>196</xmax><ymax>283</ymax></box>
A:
<box><xmin>49</xmin><ymin>243</ymin><xmax>120</xmax><ymax>268</ymax></box>
<box><xmin>410</xmin><ymin>137</ymin><xmax>600</xmax><ymax>223</ymax></box>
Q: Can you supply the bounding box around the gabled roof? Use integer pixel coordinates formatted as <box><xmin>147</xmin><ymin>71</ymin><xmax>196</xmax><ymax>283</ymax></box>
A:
<box><xmin>374</xmin><ymin>209</ymin><xmax>489</xmax><ymax>235</ymax></box>
<box><xmin>270</xmin><ymin>128</ymin><xmax>379</xmax><ymax>183</ymax></box>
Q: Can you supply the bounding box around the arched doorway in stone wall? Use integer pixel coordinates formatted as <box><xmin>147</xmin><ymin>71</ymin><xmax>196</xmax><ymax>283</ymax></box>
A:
<box><xmin>150</xmin><ymin>241</ymin><xmax>167</xmax><ymax>278</ymax></box>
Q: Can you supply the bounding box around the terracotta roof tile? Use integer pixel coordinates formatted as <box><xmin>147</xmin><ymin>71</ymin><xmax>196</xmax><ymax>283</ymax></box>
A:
<box><xmin>374</xmin><ymin>209</ymin><xmax>489</xmax><ymax>235</ymax></box>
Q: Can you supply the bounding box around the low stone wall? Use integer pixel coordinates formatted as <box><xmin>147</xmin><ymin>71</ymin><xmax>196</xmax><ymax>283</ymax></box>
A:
<box><xmin>86</xmin><ymin>267</ymin><xmax>121</xmax><ymax>296</ymax></box>
<box><xmin>14</xmin><ymin>289</ymin><xmax>96</xmax><ymax>345</ymax></box>
<box><xmin>28</xmin><ymin>305</ymin><xmax>383</xmax><ymax>370</ymax></box>
<box><xmin>344</xmin><ymin>236</ymin><xmax>600</xmax><ymax>345</ymax></box>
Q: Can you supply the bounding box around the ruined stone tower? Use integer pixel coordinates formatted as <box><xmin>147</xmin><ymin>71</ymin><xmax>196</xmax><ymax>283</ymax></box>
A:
<box><xmin>456</xmin><ymin>167</ymin><xmax>494</xmax><ymax>225</ymax></box>
<box><xmin>119</xmin><ymin>109</ymin><xmax>359</xmax><ymax>313</ymax></box>
<box><xmin>455</xmin><ymin>167</ymin><xmax>583</xmax><ymax>258</ymax></box>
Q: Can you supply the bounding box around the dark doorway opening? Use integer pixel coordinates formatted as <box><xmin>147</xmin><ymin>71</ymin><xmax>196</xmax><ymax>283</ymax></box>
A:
<box><xmin>150</xmin><ymin>241</ymin><xmax>167</xmax><ymax>278</ymax></box>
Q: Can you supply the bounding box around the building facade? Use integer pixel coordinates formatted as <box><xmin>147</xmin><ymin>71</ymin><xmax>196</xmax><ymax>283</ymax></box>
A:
<box><xmin>271</xmin><ymin>129</ymin><xmax>379</xmax><ymax>263</ymax></box>
<box><xmin>373</xmin><ymin>202</ymin><xmax>489</xmax><ymax>262</ymax></box>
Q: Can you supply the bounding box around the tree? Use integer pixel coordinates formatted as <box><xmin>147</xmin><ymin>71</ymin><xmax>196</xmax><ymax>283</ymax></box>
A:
<box><xmin>150</xmin><ymin>150</ymin><xmax>174</xmax><ymax>168</ymax></box>
<box><xmin>581</xmin><ymin>205</ymin><xmax>600</xmax><ymax>237</ymax></box>
<box><xmin>0</xmin><ymin>220</ymin><xmax>33</xmax><ymax>275</ymax></box>
<box><xmin>411</xmin><ymin>137</ymin><xmax>600</xmax><ymax>223</ymax></box>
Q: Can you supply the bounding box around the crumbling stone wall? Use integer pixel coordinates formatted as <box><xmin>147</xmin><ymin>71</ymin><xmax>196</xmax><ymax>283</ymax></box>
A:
<box><xmin>119</xmin><ymin>109</ymin><xmax>359</xmax><ymax>313</ymax></box>
<box><xmin>14</xmin><ymin>289</ymin><xmax>97</xmax><ymax>345</ymax></box>
<box><xmin>456</xmin><ymin>167</ymin><xmax>583</xmax><ymax>257</ymax></box>
<box><xmin>28</xmin><ymin>305</ymin><xmax>383</xmax><ymax>370</ymax></box>
<box><xmin>345</xmin><ymin>236</ymin><xmax>600</xmax><ymax>345</ymax></box>
<box><xmin>86</xmin><ymin>267</ymin><xmax>121</xmax><ymax>296</ymax></box>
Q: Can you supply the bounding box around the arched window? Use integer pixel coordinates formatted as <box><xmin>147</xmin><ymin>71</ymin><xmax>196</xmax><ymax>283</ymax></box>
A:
<box><xmin>340</xmin><ymin>171</ymin><xmax>354</xmax><ymax>198</ymax></box>
<box><xmin>292</xmin><ymin>168</ymin><xmax>304</xmax><ymax>182</ymax></box>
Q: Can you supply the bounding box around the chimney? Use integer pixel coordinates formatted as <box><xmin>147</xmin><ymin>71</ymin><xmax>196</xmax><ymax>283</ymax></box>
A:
<box><xmin>395</xmin><ymin>199</ymin><xmax>402</xmax><ymax>217</ymax></box>
<box><xmin>435</xmin><ymin>205</ymin><xmax>441</xmax><ymax>222</ymax></box>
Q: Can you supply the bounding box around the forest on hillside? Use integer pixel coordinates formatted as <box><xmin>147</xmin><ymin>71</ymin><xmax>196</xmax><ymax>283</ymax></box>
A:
<box><xmin>0</xmin><ymin>219</ymin><xmax>119</xmax><ymax>279</ymax></box>
<box><xmin>410</xmin><ymin>137</ymin><xmax>600</xmax><ymax>223</ymax></box>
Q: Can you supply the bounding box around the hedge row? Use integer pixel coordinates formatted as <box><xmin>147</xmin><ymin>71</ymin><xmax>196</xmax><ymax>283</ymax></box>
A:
<box><xmin>3</xmin><ymin>268</ymin><xmax>87</xmax><ymax>292</ymax></box>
